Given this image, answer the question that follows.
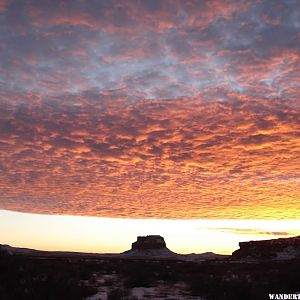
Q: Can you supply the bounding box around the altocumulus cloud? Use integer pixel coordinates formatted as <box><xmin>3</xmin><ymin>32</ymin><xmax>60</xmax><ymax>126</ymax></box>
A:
<box><xmin>0</xmin><ymin>0</ymin><xmax>299</xmax><ymax>219</ymax></box>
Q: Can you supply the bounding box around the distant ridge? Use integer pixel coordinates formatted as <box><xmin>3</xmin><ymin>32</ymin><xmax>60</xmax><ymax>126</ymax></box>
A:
<box><xmin>3</xmin><ymin>235</ymin><xmax>299</xmax><ymax>262</ymax></box>
<box><xmin>0</xmin><ymin>235</ymin><xmax>226</xmax><ymax>261</ymax></box>
<box><xmin>232</xmin><ymin>235</ymin><xmax>300</xmax><ymax>260</ymax></box>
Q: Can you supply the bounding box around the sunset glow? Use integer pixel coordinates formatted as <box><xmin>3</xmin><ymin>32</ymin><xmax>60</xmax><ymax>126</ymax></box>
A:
<box><xmin>0</xmin><ymin>0</ymin><xmax>299</xmax><ymax>253</ymax></box>
<box><xmin>1</xmin><ymin>210</ymin><xmax>300</xmax><ymax>254</ymax></box>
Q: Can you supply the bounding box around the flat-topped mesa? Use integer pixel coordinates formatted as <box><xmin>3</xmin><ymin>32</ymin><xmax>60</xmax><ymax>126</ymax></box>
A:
<box><xmin>131</xmin><ymin>235</ymin><xmax>167</xmax><ymax>251</ymax></box>
<box><xmin>232</xmin><ymin>235</ymin><xmax>300</xmax><ymax>260</ymax></box>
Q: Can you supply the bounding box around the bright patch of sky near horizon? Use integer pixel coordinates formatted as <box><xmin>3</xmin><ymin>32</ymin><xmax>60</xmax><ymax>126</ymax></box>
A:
<box><xmin>1</xmin><ymin>211</ymin><xmax>300</xmax><ymax>254</ymax></box>
<box><xmin>0</xmin><ymin>0</ymin><xmax>300</xmax><ymax>226</ymax></box>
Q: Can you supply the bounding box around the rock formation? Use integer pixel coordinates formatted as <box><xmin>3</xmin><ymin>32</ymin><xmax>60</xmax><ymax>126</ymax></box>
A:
<box><xmin>131</xmin><ymin>235</ymin><xmax>166</xmax><ymax>251</ymax></box>
<box><xmin>232</xmin><ymin>235</ymin><xmax>300</xmax><ymax>260</ymax></box>
<box><xmin>123</xmin><ymin>235</ymin><xmax>178</xmax><ymax>257</ymax></box>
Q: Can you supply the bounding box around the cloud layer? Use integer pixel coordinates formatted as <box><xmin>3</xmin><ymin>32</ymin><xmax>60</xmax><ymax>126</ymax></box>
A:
<box><xmin>0</xmin><ymin>0</ymin><xmax>299</xmax><ymax>219</ymax></box>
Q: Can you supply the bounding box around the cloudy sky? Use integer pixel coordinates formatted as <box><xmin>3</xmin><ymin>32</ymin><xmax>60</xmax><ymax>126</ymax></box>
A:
<box><xmin>0</xmin><ymin>0</ymin><xmax>299</xmax><ymax>228</ymax></box>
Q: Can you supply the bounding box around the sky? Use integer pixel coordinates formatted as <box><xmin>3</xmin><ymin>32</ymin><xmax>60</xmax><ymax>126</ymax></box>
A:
<box><xmin>1</xmin><ymin>210</ymin><xmax>300</xmax><ymax>254</ymax></box>
<box><xmin>0</xmin><ymin>0</ymin><xmax>299</xmax><ymax>253</ymax></box>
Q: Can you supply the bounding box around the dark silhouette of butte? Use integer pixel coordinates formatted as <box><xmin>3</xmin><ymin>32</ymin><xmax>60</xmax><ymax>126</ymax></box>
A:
<box><xmin>123</xmin><ymin>235</ymin><xmax>177</xmax><ymax>257</ymax></box>
<box><xmin>131</xmin><ymin>235</ymin><xmax>166</xmax><ymax>251</ymax></box>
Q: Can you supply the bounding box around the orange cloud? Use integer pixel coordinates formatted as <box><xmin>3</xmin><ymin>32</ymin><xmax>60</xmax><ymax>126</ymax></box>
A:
<box><xmin>1</xmin><ymin>0</ymin><xmax>300</xmax><ymax>220</ymax></box>
<box><xmin>0</xmin><ymin>92</ymin><xmax>299</xmax><ymax>219</ymax></box>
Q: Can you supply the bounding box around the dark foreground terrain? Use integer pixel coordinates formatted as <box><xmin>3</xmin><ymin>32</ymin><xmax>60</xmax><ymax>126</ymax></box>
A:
<box><xmin>0</xmin><ymin>250</ymin><xmax>300</xmax><ymax>300</ymax></box>
<box><xmin>1</xmin><ymin>235</ymin><xmax>300</xmax><ymax>300</ymax></box>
